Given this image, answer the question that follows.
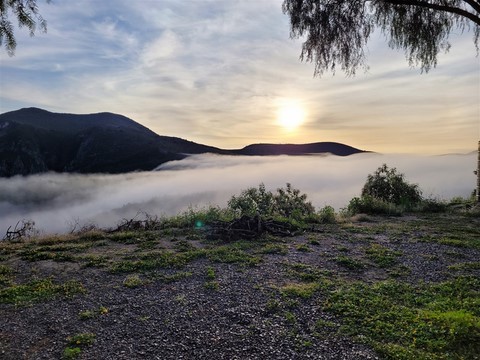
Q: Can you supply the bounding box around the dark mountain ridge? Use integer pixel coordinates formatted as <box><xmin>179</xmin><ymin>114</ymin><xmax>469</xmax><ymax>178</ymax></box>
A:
<box><xmin>0</xmin><ymin>108</ymin><xmax>368</xmax><ymax>177</ymax></box>
<box><xmin>233</xmin><ymin>142</ymin><xmax>364</xmax><ymax>156</ymax></box>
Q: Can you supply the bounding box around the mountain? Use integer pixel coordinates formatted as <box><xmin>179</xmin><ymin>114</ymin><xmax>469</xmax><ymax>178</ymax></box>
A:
<box><xmin>233</xmin><ymin>142</ymin><xmax>365</xmax><ymax>156</ymax></box>
<box><xmin>0</xmin><ymin>108</ymin><xmax>367</xmax><ymax>177</ymax></box>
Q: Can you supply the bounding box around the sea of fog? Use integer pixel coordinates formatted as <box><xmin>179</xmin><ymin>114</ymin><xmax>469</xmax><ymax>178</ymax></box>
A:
<box><xmin>0</xmin><ymin>152</ymin><xmax>476</xmax><ymax>234</ymax></box>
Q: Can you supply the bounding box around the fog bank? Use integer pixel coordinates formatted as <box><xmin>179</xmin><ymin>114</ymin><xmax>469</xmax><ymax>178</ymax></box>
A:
<box><xmin>0</xmin><ymin>153</ymin><xmax>476</xmax><ymax>234</ymax></box>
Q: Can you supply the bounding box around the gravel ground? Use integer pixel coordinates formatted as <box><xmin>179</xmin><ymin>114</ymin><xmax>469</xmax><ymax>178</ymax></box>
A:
<box><xmin>1</xmin><ymin>214</ymin><xmax>479</xmax><ymax>359</ymax></box>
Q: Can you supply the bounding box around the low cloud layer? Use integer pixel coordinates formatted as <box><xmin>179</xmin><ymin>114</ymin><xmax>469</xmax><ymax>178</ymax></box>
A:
<box><xmin>0</xmin><ymin>153</ymin><xmax>476</xmax><ymax>234</ymax></box>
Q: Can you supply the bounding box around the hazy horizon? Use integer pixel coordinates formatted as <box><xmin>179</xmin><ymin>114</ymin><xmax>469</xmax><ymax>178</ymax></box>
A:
<box><xmin>0</xmin><ymin>152</ymin><xmax>475</xmax><ymax>235</ymax></box>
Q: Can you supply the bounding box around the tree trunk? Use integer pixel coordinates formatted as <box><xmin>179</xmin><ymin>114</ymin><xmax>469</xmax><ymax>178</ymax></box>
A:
<box><xmin>477</xmin><ymin>140</ymin><xmax>480</xmax><ymax>203</ymax></box>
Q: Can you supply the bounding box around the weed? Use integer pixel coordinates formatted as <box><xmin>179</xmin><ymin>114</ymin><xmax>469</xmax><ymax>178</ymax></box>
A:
<box><xmin>334</xmin><ymin>255</ymin><xmax>365</xmax><ymax>270</ymax></box>
<box><xmin>448</xmin><ymin>262</ymin><xmax>480</xmax><ymax>271</ymax></box>
<box><xmin>365</xmin><ymin>243</ymin><xmax>401</xmax><ymax>268</ymax></box>
<box><xmin>265</xmin><ymin>298</ymin><xmax>282</xmax><ymax>314</ymax></box>
<box><xmin>123</xmin><ymin>274</ymin><xmax>145</xmax><ymax>288</ymax></box>
<box><xmin>67</xmin><ymin>332</ymin><xmax>96</xmax><ymax>346</ymax></box>
<box><xmin>0</xmin><ymin>278</ymin><xmax>85</xmax><ymax>305</ymax></box>
<box><xmin>0</xmin><ymin>264</ymin><xmax>13</xmax><ymax>287</ymax></box>
<box><xmin>258</xmin><ymin>243</ymin><xmax>288</xmax><ymax>255</ymax></box>
<box><xmin>207</xmin><ymin>246</ymin><xmax>260</xmax><ymax>266</ymax></box>
<box><xmin>318</xmin><ymin>205</ymin><xmax>336</xmax><ymax>224</ymax></box>
<box><xmin>206</xmin><ymin>266</ymin><xmax>216</xmax><ymax>280</ymax></box>
<box><xmin>295</xmin><ymin>244</ymin><xmax>312</xmax><ymax>252</ymax></box>
<box><xmin>62</xmin><ymin>347</ymin><xmax>81</xmax><ymax>359</ymax></box>
<box><xmin>204</xmin><ymin>280</ymin><xmax>219</xmax><ymax>291</ymax></box>
<box><xmin>280</xmin><ymin>282</ymin><xmax>319</xmax><ymax>299</ymax></box>
<box><xmin>284</xmin><ymin>311</ymin><xmax>296</xmax><ymax>324</ymax></box>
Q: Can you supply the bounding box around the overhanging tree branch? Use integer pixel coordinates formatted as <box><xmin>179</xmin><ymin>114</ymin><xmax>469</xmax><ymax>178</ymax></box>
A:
<box><xmin>375</xmin><ymin>0</ymin><xmax>480</xmax><ymax>25</ymax></box>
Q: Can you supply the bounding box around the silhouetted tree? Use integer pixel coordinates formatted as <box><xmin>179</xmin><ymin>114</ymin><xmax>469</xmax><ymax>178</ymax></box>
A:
<box><xmin>0</xmin><ymin>0</ymin><xmax>50</xmax><ymax>55</ymax></box>
<box><xmin>282</xmin><ymin>0</ymin><xmax>480</xmax><ymax>76</ymax></box>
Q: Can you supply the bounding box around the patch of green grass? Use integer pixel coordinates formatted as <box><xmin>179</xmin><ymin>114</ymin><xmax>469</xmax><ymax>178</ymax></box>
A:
<box><xmin>62</xmin><ymin>346</ymin><xmax>81</xmax><ymax>360</ymax></box>
<box><xmin>448</xmin><ymin>262</ymin><xmax>480</xmax><ymax>271</ymax></box>
<box><xmin>365</xmin><ymin>243</ymin><xmax>401</xmax><ymax>268</ymax></box>
<box><xmin>67</xmin><ymin>332</ymin><xmax>96</xmax><ymax>346</ymax></box>
<box><xmin>0</xmin><ymin>278</ymin><xmax>86</xmax><ymax>305</ymax></box>
<box><xmin>123</xmin><ymin>274</ymin><xmax>146</xmax><ymax>288</ymax></box>
<box><xmin>64</xmin><ymin>332</ymin><xmax>96</xmax><ymax>357</ymax></box>
<box><xmin>258</xmin><ymin>243</ymin><xmax>289</xmax><ymax>255</ymax></box>
<box><xmin>204</xmin><ymin>280</ymin><xmax>219</xmax><ymax>291</ymax></box>
<box><xmin>174</xmin><ymin>240</ymin><xmax>197</xmax><ymax>252</ymax></box>
<box><xmin>295</xmin><ymin>244</ymin><xmax>312</xmax><ymax>252</ymax></box>
<box><xmin>334</xmin><ymin>255</ymin><xmax>365</xmax><ymax>271</ymax></box>
<box><xmin>283</xmin><ymin>262</ymin><xmax>332</xmax><ymax>283</ymax></box>
<box><xmin>323</xmin><ymin>276</ymin><xmax>480</xmax><ymax>359</ymax></box>
<box><xmin>0</xmin><ymin>264</ymin><xmax>14</xmax><ymax>287</ymax></box>
<box><xmin>19</xmin><ymin>249</ymin><xmax>75</xmax><ymax>262</ymax></box>
<box><xmin>80</xmin><ymin>255</ymin><xmax>109</xmax><ymax>268</ymax></box>
<box><xmin>438</xmin><ymin>237</ymin><xmax>473</xmax><ymax>248</ymax></box>
<box><xmin>280</xmin><ymin>282</ymin><xmax>320</xmax><ymax>299</ymax></box>
<box><xmin>284</xmin><ymin>311</ymin><xmax>296</xmax><ymax>324</ymax></box>
<box><xmin>206</xmin><ymin>266</ymin><xmax>216</xmax><ymax>280</ymax></box>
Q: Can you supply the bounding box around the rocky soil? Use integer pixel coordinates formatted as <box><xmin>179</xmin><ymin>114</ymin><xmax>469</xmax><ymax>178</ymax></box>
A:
<box><xmin>1</xmin><ymin>213</ymin><xmax>479</xmax><ymax>359</ymax></box>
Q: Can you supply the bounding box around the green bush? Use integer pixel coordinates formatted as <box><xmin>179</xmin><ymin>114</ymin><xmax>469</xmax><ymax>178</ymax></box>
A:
<box><xmin>317</xmin><ymin>205</ymin><xmax>336</xmax><ymax>223</ymax></box>
<box><xmin>361</xmin><ymin>164</ymin><xmax>422</xmax><ymax>208</ymax></box>
<box><xmin>347</xmin><ymin>164</ymin><xmax>423</xmax><ymax>215</ymax></box>
<box><xmin>228</xmin><ymin>183</ymin><xmax>315</xmax><ymax>220</ymax></box>
<box><xmin>228</xmin><ymin>183</ymin><xmax>274</xmax><ymax>217</ymax></box>
<box><xmin>347</xmin><ymin>195</ymin><xmax>402</xmax><ymax>216</ymax></box>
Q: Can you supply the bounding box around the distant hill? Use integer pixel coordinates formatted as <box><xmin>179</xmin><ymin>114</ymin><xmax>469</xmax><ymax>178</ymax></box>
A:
<box><xmin>233</xmin><ymin>142</ymin><xmax>366</xmax><ymax>156</ymax></box>
<box><xmin>0</xmin><ymin>108</ymin><xmax>368</xmax><ymax>177</ymax></box>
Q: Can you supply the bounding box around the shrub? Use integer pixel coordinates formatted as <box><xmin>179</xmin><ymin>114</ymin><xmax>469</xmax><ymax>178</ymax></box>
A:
<box><xmin>318</xmin><ymin>205</ymin><xmax>336</xmax><ymax>223</ymax></box>
<box><xmin>273</xmin><ymin>183</ymin><xmax>315</xmax><ymax>219</ymax></box>
<box><xmin>347</xmin><ymin>195</ymin><xmax>402</xmax><ymax>216</ymax></box>
<box><xmin>228</xmin><ymin>183</ymin><xmax>315</xmax><ymax>220</ymax></box>
<box><xmin>361</xmin><ymin>164</ymin><xmax>422</xmax><ymax>208</ymax></box>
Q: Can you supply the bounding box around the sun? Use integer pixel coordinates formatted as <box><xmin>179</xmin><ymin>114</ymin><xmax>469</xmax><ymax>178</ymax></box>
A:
<box><xmin>277</xmin><ymin>103</ymin><xmax>305</xmax><ymax>131</ymax></box>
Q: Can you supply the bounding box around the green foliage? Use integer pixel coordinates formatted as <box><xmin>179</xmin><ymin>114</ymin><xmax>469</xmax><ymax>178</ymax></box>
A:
<box><xmin>123</xmin><ymin>274</ymin><xmax>145</xmax><ymax>288</ymax></box>
<box><xmin>67</xmin><ymin>333</ymin><xmax>96</xmax><ymax>346</ymax></box>
<box><xmin>282</xmin><ymin>0</ymin><xmax>480</xmax><ymax>76</ymax></box>
<box><xmin>228</xmin><ymin>183</ymin><xmax>315</xmax><ymax>220</ymax></box>
<box><xmin>317</xmin><ymin>205</ymin><xmax>336</xmax><ymax>223</ymax></box>
<box><xmin>280</xmin><ymin>282</ymin><xmax>319</xmax><ymax>299</ymax></box>
<box><xmin>323</xmin><ymin>276</ymin><xmax>480</xmax><ymax>359</ymax></box>
<box><xmin>365</xmin><ymin>244</ymin><xmax>401</xmax><ymax>268</ymax></box>
<box><xmin>228</xmin><ymin>183</ymin><xmax>274</xmax><ymax>217</ymax></box>
<box><xmin>334</xmin><ymin>255</ymin><xmax>365</xmax><ymax>271</ymax></box>
<box><xmin>347</xmin><ymin>195</ymin><xmax>401</xmax><ymax>216</ymax></box>
<box><xmin>0</xmin><ymin>0</ymin><xmax>51</xmax><ymax>55</ymax></box>
<box><xmin>62</xmin><ymin>347</ymin><xmax>81</xmax><ymax>360</ymax></box>
<box><xmin>362</xmin><ymin>164</ymin><xmax>422</xmax><ymax>207</ymax></box>
<box><xmin>347</xmin><ymin>164</ymin><xmax>424</xmax><ymax>215</ymax></box>
<box><xmin>0</xmin><ymin>278</ymin><xmax>85</xmax><ymax>305</ymax></box>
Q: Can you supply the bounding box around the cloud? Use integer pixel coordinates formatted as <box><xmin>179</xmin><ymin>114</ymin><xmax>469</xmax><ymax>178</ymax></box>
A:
<box><xmin>0</xmin><ymin>153</ymin><xmax>475</xmax><ymax>235</ymax></box>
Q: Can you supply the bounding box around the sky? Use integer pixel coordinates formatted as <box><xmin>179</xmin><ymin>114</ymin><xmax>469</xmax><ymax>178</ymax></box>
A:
<box><xmin>0</xmin><ymin>0</ymin><xmax>479</xmax><ymax>154</ymax></box>
<box><xmin>0</xmin><ymin>153</ymin><xmax>475</xmax><ymax>234</ymax></box>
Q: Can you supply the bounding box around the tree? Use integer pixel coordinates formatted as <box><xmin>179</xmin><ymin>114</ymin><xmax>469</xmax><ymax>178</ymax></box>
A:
<box><xmin>0</xmin><ymin>0</ymin><xmax>50</xmax><ymax>55</ymax></box>
<box><xmin>361</xmin><ymin>164</ymin><xmax>422</xmax><ymax>206</ymax></box>
<box><xmin>282</xmin><ymin>0</ymin><xmax>480</xmax><ymax>76</ymax></box>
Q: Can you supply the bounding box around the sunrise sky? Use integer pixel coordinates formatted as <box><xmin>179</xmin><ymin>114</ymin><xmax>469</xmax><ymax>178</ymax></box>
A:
<box><xmin>0</xmin><ymin>0</ymin><xmax>479</xmax><ymax>154</ymax></box>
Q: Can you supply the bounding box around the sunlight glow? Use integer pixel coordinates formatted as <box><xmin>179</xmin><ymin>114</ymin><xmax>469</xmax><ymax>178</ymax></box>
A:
<box><xmin>277</xmin><ymin>103</ymin><xmax>305</xmax><ymax>131</ymax></box>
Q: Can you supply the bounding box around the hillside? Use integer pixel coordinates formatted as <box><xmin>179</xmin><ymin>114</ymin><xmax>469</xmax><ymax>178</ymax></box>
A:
<box><xmin>0</xmin><ymin>108</ymin><xmax>367</xmax><ymax>177</ymax></box>
<box><xmin>234</xmin><ymin>142</ymin><xmax>367</xmax><ymax>156</ymax></box>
